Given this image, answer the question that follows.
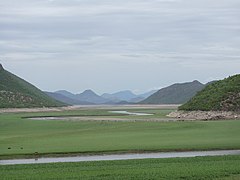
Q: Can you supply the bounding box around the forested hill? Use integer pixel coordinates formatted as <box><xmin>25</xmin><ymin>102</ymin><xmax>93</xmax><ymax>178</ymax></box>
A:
<box><xmin>179</xmin><ymin>74</ymin><xmax>240</xmax><ymax>111</ymax></box>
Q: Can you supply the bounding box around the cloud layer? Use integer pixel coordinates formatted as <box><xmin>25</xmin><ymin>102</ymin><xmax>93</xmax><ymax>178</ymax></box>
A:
<box><xmin>1</xmin><ymin>0</ymin><xmax>240</xmax><ymax>93</ymax></box>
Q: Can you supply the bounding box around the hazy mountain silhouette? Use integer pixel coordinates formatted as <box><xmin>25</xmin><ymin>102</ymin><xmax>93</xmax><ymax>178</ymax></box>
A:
<box><xmin>140</xmin><ymin>80</ymin><xmax>205</xmax><ymax>104</ymax></box>
<box><xmin>76</xmin><ymin>89</ymin><xmax>109</xmax><ymax>104</ymax></box>
<box><xmin>102</xmin><ymin>90</ymin><xmax>157</xmax><ymax>103</ymax></box>
<box><xmin>45</xmin><ymin>91</ymin><xmax>94</xmax><ymax>105</ymax></box>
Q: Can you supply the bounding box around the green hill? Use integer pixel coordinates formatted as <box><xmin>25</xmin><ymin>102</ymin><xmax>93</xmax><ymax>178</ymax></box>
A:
<box><xmin>0</xmin><ymin>64</ymin><xmax>65</xmax><ymax>108</ymax></box>
<box><xmin>179</xmin><ymin>74</ymin><xmax>240</xmax><ymax>111</ymax></box>
<box><xmin>140</xmin><ymin>80</ymin><xmax>205</xmax><ymax>104</ymax></box>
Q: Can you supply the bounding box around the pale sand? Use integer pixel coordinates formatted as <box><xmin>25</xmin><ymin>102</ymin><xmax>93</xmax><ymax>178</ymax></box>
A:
<box><xmin>29</xmin><ymin>116</ymin><xmax>180</xmax><ymax>122</ymax></box>
<box><xmin>0</xmin><ymin>105</ymin><xmax>180</xmax><ymax>113</ymax></box>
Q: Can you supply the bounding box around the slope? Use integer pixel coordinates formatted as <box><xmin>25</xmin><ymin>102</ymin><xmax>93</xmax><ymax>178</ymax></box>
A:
<box><xmin>0</xmin><ymin>64</ymin><xmax>65</xmax><ymax>108</ymax></box>
<box><xmin>179</xmin><ymin>74</ymin><xmax>240</xmax><ymax>111</ymax></box>
<box><xmin>140</xmin><ymin>80</ymin><xmax>205</xmax><ymax>104</ymax></box>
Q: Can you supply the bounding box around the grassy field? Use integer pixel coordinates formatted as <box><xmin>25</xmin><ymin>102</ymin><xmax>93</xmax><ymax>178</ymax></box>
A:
<box><xmin>1</xmin><ymin>155</ymin><xmax>240</xmax><ymax>179</ymax></box>
<box><xmin>0</xmin><ymin>108</ymin><xmax>240</xmax><ymax>158</ymax></box>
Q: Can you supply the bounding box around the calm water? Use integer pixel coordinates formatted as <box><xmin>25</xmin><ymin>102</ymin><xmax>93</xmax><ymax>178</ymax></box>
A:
<box><xmin>1</xmin><ymin>150</ymin><xmax>240</xmax><ymax>165</ymax></box>
<box><xmin>109</xmin><ymin>111</ymin><xmax>153</xmax><ymax>116</ymax></box>
<box><xmin>28</xmin><ymin>111</ymin><xmax>153</xmax><ymax>120</ymax></box>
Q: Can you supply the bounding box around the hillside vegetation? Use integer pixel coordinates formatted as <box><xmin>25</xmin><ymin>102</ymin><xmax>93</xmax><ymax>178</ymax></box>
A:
<box><xmin>141</xmin><ymin>80</ymin><xmax>205</xmax><ymax>104</ymax></box>
<box><xmin>179</xmin><ymin>74</ymin><xmax>240</xmax><ymax>111</ymax></box>
<box><xmin>0</xmin><ymin>64</ymin><xmax>65</xmax><ymax>108</ymax></box>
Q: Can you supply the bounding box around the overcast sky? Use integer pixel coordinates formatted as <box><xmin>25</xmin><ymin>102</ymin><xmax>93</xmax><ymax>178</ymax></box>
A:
<box><xmin>0</xmin><ymin>0</ymin><xmax>240</xmax><ymax>94</ymax></box>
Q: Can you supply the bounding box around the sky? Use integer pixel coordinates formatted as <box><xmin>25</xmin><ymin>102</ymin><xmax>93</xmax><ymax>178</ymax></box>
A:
<box><xmin>0</xmin><ymin>0</ymin><xmax>240</xmax><ymax>95</ymax></box>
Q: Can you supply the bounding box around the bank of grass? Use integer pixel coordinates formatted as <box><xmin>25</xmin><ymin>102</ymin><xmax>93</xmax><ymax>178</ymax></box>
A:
<box><xmin>0</xmin><ymin>108</ymin><xmax>240</xmax><ymax>159</ymax></box>
<box><xmin>1</xmin><ymin>155</ymin><xmax>240</xmax><ymax>179</ymax></box>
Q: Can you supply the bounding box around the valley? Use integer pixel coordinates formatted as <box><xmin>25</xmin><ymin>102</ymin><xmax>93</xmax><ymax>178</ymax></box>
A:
<box><xmin>1</xmin><ymin>0</ymin><xmax>240</xmax><ymax>178</ymax></box>
<box><xmin>1</xmin><ymin>106</ymin><xmax>240</xmax><ymax>159</ymax></box>
<box><xmin>0</xmin><ymin>64</ymin><xmax>240</xmax><ymax>179</ymax></box>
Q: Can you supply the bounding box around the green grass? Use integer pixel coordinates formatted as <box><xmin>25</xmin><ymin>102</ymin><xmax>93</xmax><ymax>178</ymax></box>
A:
<box><xmin>0</xmin><ymin>108</ymin><xmax>240</xmax><ymax>158</ymax></box>
<box><xmin>1</xmin><ymin>155</ymin><xmax>240</xmax><ymax>179</ymax></box>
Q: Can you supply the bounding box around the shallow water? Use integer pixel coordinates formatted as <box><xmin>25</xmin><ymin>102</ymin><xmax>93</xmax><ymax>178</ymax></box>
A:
<box><xmin>1</xmin><ymin>150</ymin><xmax>240</xmax><ymax>165</ymax></box>
<box><xmin>109</xmin><ymin>111</ymin><xmax>153</xmax><ymax>116</ymax></box>
<box><xmin>28</xmin><ymin>111</ymin><xmax>153</xmax><ymax>120</ymax></box>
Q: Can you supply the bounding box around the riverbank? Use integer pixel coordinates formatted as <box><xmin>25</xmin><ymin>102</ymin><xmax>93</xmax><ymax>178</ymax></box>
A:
<box><xmin>168</xmin><ymin>110</ymin><xmax>240</xmax><ymax>120</ymax></box>
<box><xmin>0</xmin><ymin>105</ymin><xmax>179</xmax><ymax>113</ymax></box>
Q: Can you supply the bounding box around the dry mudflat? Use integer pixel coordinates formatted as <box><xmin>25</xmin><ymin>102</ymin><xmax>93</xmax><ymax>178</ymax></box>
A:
<box><xmin>0</xmin><ymin>104</ymin><xmax>179</xmax><ymax>113</ymax></box>
<box><xmin>28</xmin><ymin>116</ymin><xmax>179</xmax><ymax>122</ymax></box>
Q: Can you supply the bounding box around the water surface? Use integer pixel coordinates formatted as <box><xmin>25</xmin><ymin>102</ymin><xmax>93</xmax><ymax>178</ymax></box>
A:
<box><xmin>109</xmin><ymin>111</ymin><xmax>153</xmax><ymax>116</ymax></box>
<box><xmin>1</xmin><ymin>150</ymin><xmax>239</xmax><ymax>165</ymax></box>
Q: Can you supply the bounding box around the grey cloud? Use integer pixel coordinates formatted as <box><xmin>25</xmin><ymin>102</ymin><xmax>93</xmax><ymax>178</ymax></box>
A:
<box><xmin>0</xmin><ymin>0</ymin><xmax>240</xmax><ymax>93</ymax></box>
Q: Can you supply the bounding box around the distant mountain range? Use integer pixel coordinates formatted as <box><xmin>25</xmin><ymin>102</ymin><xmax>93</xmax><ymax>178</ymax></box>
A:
<box><xmin>47</xmin><ymin>80</ymin><xmax>207</xmax><ymax>105</ymax></box>
<box><xmin>76</xmin><ymin>90</ymin><xmax>109</xmax><ymax>104</ymax></box>
<box><xmin>45</xmin><ymin>92</ymin><xmax>93</xmax><ymax>105</ymax></box>
<box><xmin>47</xmin><ymin>89</ymin><xmax>157</xmax><ymax>105</ymax></box>
<box><xmin>102</xmin><ymin>90</ymin><xmax>137</xmax><ymax>102</ymax></box>
<box><xmin>140</xmin><ymin>80</ymin><xmax>205</xmax><ymax>104</ymax></box>
<box><xmin>3</xmin><ymin>62</ymin><xmax>237</xmax><ymax>109</ymax></box>
<box><xmin>101</xmin><ymin>90</ymin><xmax>158</xmax><ymax>103</ymax></box>
<box><xmin>0</xmin><ymin>64</ymin><xmax>65</xmax><ymax>108</ymax></box>
<box><xmin>46</xmin><ymin>81</ymin><xmax>209</xmax><ymax>105</ymax></box>
<box><xmin>0</xmin><ymin>62</ymin><xmax>221</xmax><ymax>107</ymax></box>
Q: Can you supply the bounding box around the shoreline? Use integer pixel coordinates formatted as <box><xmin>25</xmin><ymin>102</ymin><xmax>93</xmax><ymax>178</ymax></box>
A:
<box><xmin>0</xmin><ymin>104</ymin><xmax>179</xmax><ymax>113</ymax></box>
<box><xmin>168</xmin><ymin>110</ymin><xmax>240</xmax><ymax>120</ymax></box>
<box><xmin>1</xmin><ymin>147</ymin><xmax>240</xmax><ymax>161</ymax></box>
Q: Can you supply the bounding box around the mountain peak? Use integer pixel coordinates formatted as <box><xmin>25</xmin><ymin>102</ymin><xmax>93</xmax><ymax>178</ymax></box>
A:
<box><xmin>56</xmin><ymin>90</ymin><xmax>70</xmax><ymax>94</ymax></box>
<box><xmin>140</xmin><ymin>80</ymin><xmax>205</xmax><ymax>104</ymax></box>
<box><xmin>82</xmin><ymin>89</ymin><xmax>96</xmax><ymax>95</ymax></box>
<box><xmin>76</xmin><ymin>89</ymin><xmax>109</xmax><ymax>104</ymax></box>
<box><xmin>192</xmin><ymin>80</ymin><xmax>202</xmax><ymax>84</ymax></box>
<box><xmin>114</xmin><ymin>90</ymin><xmax>136</xmax><ymax>96</ymax></box>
